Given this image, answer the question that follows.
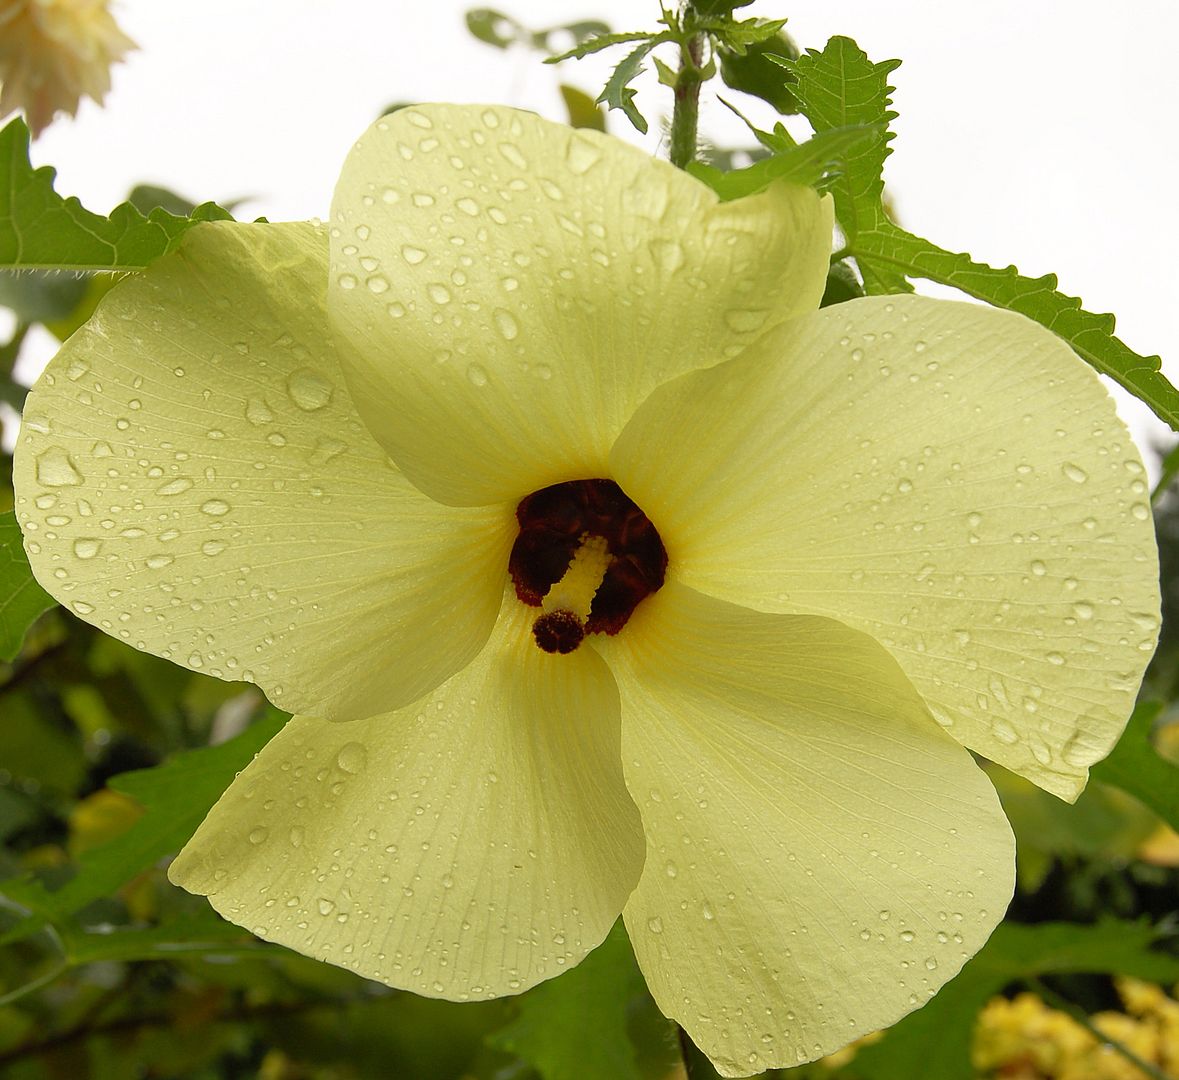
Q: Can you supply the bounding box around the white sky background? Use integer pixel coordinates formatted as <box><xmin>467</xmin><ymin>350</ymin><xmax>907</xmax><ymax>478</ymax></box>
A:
<box><xmin>15</xmin><ymin>0</ymin><xmax>1179</xmax><ymax>463</ymax></box>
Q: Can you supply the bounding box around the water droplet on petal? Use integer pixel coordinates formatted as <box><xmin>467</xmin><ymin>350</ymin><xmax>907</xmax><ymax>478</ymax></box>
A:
<box><xmin>336</xmin><ymin>742</ymin><xmax>367</xmax><ymax>774</ymax></box>
<box><xmin>155</xmin><ymin>477</ymin><xmax>193</xmax><ymax>496</ymax></box>
<box><xmin>493</xmin><ymin>308</ymin><xmax>519</xmax><ymax>341</ymax></box>
<box><xmin>287</xmin><ymin>368</ymin><xmax>333</xmax><ymax>411</ymax></box>
<box><xmin>35</xmin><ymin>448</ymin><xmax>82</xmax><ymax>487</ymax></box>
<box><xmin>1062</xmin><ymin>462</ymin><xmax>1089</xmax><ymax>484</ymax></box>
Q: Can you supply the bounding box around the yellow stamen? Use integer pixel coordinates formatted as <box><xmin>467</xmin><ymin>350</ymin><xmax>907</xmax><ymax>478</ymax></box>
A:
<box><xmin>542</xmin><ymin>533</ymin><xmax>612</xmax><ymax>623</ymax></box>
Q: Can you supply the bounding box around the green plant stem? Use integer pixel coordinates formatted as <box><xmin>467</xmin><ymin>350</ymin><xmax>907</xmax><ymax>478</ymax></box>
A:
<box><xmin>668</xmin><ymin>23</ymin><xmax>705</xmax><ymax>169</ymax></box>
<box><xmin>1026</xmin><ymin>977</ymin><xmax>1172</xmax><ymax>1080</ymax></box>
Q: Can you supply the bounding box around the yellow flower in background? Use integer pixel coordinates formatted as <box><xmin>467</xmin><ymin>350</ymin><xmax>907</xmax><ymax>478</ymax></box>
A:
<box><xmin>12</xmin><ymin>105</ymin><xmax>1160</xmax><ymax>1075</ymax></box>
<box><xmin>0</xmin><ymin>0</ymin><xmax>135</xmax><ymax>136</ymax></box>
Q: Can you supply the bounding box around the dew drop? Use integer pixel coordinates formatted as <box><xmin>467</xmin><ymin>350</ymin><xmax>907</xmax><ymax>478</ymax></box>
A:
<box><xmin>498</xmin><ymin>142</ymin><xmax>528</xmax><ymax>169</ymax></box>
<box><xmin>145</xmin><ymin>554</ymin><xmax>174</xmax><ymax>569</ymax></box>
<box><xmin>317</xmin><ymin>898</ymin><xmax>336</xmax><ymax>916</ymax></box>
<box><xmin>245</xmin><ymin>398</ymin><xmax>274</xmax><ymax>425</ymax></box>
<box><xmin>35</xmin><ymin>448</ymin><xmax>83</xmax><ymax>487</ymax></box>
<box><xmin>201</xmin><ymin>499</ymin><xmax>231</xmax><ymax>517</ymax></box>
<box><xmin>155</xmin><ymin>477</ymin><xmax>193</xmax><ymax>496</ymax></box>
<box><xmin>724</xmin><ymin>309</ymin><xmax>769</xmax><ymax>334</ymax></box>
<box><xmin>401</xmin><ymin>245</ymin><xmax>427</xmax><ymax>265</ymax></box>
<box><xmin>428</xmin><ymin>283</ymin><xmax>452</xmax><ymax>305</ymax></box>
<box><xmin>647</xmin><ymin>916</ymin><xmax>664</xmax><ymax>934</ymax></box>
<box><xmin>248</xmin><ymin>826</ymin><xmax>269</xmax><ymax>845</ymax></box>
<box><xmin>493</xmin><ymin>308</ymin><xmax>519</xmax><ymax>341</ymax></box>
<box><xmin>73</xmin><ymin>538</ymin><xmax>100</xmax><ymax>559</ymax></box>
<box><xmin>336</xmin><ymin>742</ymin><xmax>367</xmax><ymax>774</ymax></box>
<box><xmin>287</xmin><ymin>368</ymin><xmax>333</xmax><ymax>411</ymax></box>
<box><xmin>201</xmin><ymin>540</ymin><xmax>226</xmax><ymax>556</ymax></box>
<box><xmin>1062</xmin><ymin>462</ymin><xmax>1089</xmax><ymax>484</ymax></box>
<box><xmin>466</xmin><ymin>363</ymin><xmax>489</xmax><ymax>387</ymax></box>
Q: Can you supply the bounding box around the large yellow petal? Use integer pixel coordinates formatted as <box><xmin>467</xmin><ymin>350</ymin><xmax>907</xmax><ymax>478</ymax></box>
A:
<box><xmin>597</xmin><ymin>582</ymin><xmax>1014</xmax><ymax>1077</ymax></box>
<box><xmin>169</xmin><ymin>598</ymin><xmax>644</xmax><ymax>999</ymax></box>
<box><xmin>327</xmin><ymin>104</ymin><xmax>832</xmax><ymax>506</ymax></box>
<box><xmin>13</xmin><ymin>221</ymin><xmax>513</xmax><ymax>720</ymax></box>
<box><xmin>611</xmin><ymin>295</ymin><xmax>1160</xmax><ymax>800</ymax></box>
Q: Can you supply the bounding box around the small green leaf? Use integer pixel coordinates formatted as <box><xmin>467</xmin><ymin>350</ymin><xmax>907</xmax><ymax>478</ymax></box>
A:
<box><xmin>852</xmin><ymin>222</ymin><xmax>1179</xmax><ymax>431</ymax></box>
<box><xmin>0</xmin><ymin>117</ymin><xmax>233</xmax><ymax>272</ymax></box>
<box><xmin>851</xmin><ymin>919</ymin><xmax>1179</xmax><ymax>1080</ymax></box>
<box><xmin>464</xmin><ymin>7</ymin><xmax>518</xmax><ymax>48</ymax></box>
<box><xmin>708</xmin><ymin>17</ymin><xmax>787</xmax><ymax>51</ymax></box>
<box><xmin>597</xmin><ymin>40</ymin><xmax>667</xmax><ymax>135</ymax></box>
<box><xmin>488</xmin><ymin>921</ymin><xmax>643</xmax><ymax>1080</ymax></box>
<box><xmin>546</xmin><ymin>30</ymin><xmax>663</xmax><ymax>65</ymax></box>
<box><xmin>0</xmin><ymin>710</ymin><xmax>286</xmax><ymax>938</ymax></box>
<box><xmin>717</xmin><ymin>29</ymin><xmax>799</xmax><ymax>113</ymax></box>
<box><xmin>558</xmin><ymin>85</ymin><xmax>606</xmax><ymax>131</ymax></box>
<box><xmin>1091</xmin><ymin>701</ymin><xmax>1179</xmax><ymax>830</ymax></box>
<box><xmin>687</xmin><ymin>124</ymin><xmax>880</xmax><ymax>200</ymax></box>
<box><xmin>0</xmin><ymin>510</ymin><xmax>55</xmax><ymax>661</ymax></box>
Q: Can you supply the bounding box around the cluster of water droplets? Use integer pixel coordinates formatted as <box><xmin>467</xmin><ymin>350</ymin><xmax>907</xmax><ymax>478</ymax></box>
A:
<box><xmin>15</xmin><ymin>295</ymin><xmax>405</xmax><ymax>695</ymax></box>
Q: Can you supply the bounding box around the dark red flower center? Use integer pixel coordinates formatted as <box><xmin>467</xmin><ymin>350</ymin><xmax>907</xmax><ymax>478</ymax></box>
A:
<box><xmin>509</xmin><ymin>479</ymin><xmax>668</xmax><ymax>653</ymax></box>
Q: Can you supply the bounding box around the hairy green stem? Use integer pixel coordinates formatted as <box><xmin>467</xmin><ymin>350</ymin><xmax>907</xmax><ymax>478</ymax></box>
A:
<box><xmin>1026</xmin><ymin>977</ymin><xmax>1172</xmax><ymax>1080</ymax></box>
<box><xmin>668</xmin><ymin>22</ymin><xmax>705</xmax><ymax>169</ymax></box>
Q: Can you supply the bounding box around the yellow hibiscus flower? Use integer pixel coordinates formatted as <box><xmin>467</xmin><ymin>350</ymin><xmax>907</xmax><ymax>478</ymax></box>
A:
<box><xmin>11</xmin><ymin>105</ymin><xmax>1160</xmax><ymax>1076</ymax></box>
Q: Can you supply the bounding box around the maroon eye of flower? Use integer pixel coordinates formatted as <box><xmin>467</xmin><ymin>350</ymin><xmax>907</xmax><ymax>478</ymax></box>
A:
<box><xmin>509</xmin><ymin>479</ymin><xmax>668</xmax><ymax>652</ymax></box>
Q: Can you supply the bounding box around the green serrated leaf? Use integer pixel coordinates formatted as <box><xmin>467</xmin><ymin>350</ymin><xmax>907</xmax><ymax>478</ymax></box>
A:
<box><xmin>852</xmin><ymin>221</ymin><xmax>1179</xmax><ymax>431</ymax></box>
<box><xmin>0</xmin><ymin>510</ymin><xmax>55</xmax><ymax>661</ymax></box>
<box><xmin>597</xmin><ymin>40</ymin><xmax>666</xmax><ymax>135</ymax></box>
<box><xmin>786</xmin><ymin>38</ymin><xmax>899</xmax><ymax>242</ymax></box>
<box><xmin>687</xmin><ymin>124</ymin><xmax>879</xmax><ymax>201</ymax></box>
<box><xmin>0</xmin><ymin>710</ymin><xmax>286</xmax><ymax>939</ymax></box>
<box><xmin>1091</xmin><ymin>700</ymin><xmax>1179</xmax><ymax>830</ymax></box>
<box><xmin>788</xmin><ymin>37</ymin><xmax>1179</xmax><ymax>429</ymax></box>
<box><xmin>546</xmin><ymin>30</ymin><xmax>660</xmax><ymax>65</ymax></box>
<box><xmin>851</xmin><ymin>919</ymin><xmax>1179</xmax><ymax>1080</ymax></box>
<box><xmin>464</xmin><ymin>7</ymin><xmax>518</xmax><ymax>49</ymax></box>
<box><xmin>488</xmin><ymin>921</ymin><xmax>643</xmax><ymax>1080</ymax></box>
<box><xmin>0</xmin><ymin>117</ymin><xmax>233</xmax><ymax>272</ymax></box>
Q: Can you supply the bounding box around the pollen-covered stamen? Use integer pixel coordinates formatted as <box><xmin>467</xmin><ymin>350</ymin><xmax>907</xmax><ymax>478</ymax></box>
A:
<box><xmin>531</xmin><ymin>534</ymin><xmax>611</xmax><ymax>654</ymax></box>
<box><xmin>510</xmin><ymin>479</ymin><xmax>668</xmax><ymax>650</ymax></box>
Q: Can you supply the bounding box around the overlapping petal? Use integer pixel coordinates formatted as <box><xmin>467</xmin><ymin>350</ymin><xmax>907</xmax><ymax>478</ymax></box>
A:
<box><xmin>611</xmin><ymin>295</ymin><xmax>1160</xmax><ymax>799</ymax></box>
<box><xmin>327</xmin><ymin>103</ymin><xmax>832</xmax><ymax>506</ymax></box>
<box><xmin>596</xmin><ymin>582</ymin><xmax>1014</xmax><ymax>1076</ymax></box>
<box><xmin>13</xmin><ymin>222</ymin><xmax>513</xmax><ymax>720</ymax></box>
<box><xmin>169</xmin><ymin>598</ymin><xmax>644</xmax><ymax>999</ymax></box>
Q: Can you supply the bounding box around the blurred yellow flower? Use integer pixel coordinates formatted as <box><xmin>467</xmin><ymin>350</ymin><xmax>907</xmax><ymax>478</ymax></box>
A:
<box><xmin>0</xmin><ymin>0</ymin><xmax>135</xmax><ymax>135</ymax></box>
